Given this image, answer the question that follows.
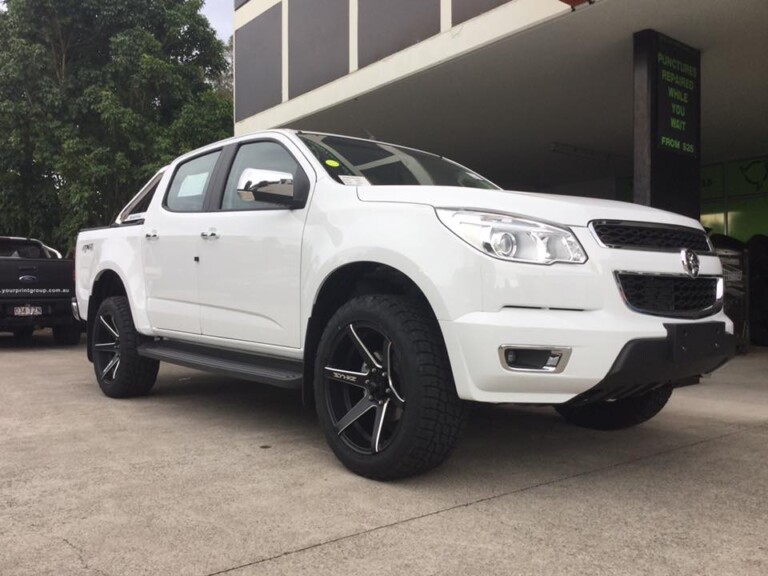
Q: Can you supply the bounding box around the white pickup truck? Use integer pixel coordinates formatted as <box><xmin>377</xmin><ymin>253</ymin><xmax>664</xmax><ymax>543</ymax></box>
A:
<box><xmin>75</xmin><ymin>130</ymin><xmax>735</xmax><ymax>479</ymax></box>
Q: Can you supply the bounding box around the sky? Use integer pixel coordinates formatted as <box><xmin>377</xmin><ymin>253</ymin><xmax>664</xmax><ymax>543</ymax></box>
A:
<box><xmin>200</xmin><ymin>0</ymin><xmax>234</xmax><ymax>42</ymax></box>
<box><xmin>0</xmin><ymin>2</ymin><xmax>234</xmax><ymax>41</ymax></box>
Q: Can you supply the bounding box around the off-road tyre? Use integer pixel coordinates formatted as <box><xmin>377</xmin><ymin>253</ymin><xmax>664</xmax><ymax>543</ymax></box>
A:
<box><xmin>314</xmin><ymin>294</ymin><xmax>468</xmax><ymax>480</ymax></box>
<box><xmin>53</xmin><ymin>324</ymin><xmax>82</xmax><ymax>346</ymax></box>
<box><xmin>91</xmin><ymin>296</ymin><xmax>159</xmax><ymax>398</ymax></box>
<box><xmin>555</xmin><ymin>385</ymin><xmax>673</xmax><ymax>430</ymax></box>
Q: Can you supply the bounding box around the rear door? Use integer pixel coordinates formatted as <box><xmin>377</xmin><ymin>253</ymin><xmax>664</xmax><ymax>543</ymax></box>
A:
<box><xmin>142</xmin><ymin>150</ymin><xmax>222</xmax><ymax>334</ymax></box>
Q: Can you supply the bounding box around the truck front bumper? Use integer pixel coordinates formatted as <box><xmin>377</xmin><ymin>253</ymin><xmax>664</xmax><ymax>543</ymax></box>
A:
<box><xmin>440</xmin><ymin>308</ymin><xmax>735</xmax><ymax>404</ymax></box>
<box><xmin>565</xmin><ymin>322</ymin><xmax>735</xmax><ymax>406</ymax></box>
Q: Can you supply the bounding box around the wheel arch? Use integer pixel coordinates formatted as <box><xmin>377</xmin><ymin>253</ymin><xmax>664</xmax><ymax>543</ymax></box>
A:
<box><xmin>302</xmin><ymin>261</ymin><xmax>444</xmax><ymax>406</ymax></box>
<box><xmin>86</xmin><ymin>269</ymin><xmax>128</xmax><ymax>361</ymax></box>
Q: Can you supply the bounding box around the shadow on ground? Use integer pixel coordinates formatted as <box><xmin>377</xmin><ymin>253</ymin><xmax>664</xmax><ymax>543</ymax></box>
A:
<box><xmin>0</xmin><ymin>328</ymin><xmax>83</xmax><ymax>349</ymax></box>
<box><xmin>140</xmin><ymin>362</ymin><xmax>720</xmax><ymax>487</ymax></box>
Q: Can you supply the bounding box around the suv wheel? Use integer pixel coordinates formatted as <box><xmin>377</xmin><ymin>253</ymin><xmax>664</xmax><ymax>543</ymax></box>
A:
<box><xmin>555</xmin><ymin>386</ymin><xmax>673</xmax><ymax>430</ymax></box>
<box><xmin>314</xmin><ymin>295</ymin><xmax>468</xmax><ymax>480</ymax></box>
<box><xmin>12</xmin><ymin>326</ymin><xmax>34</xmax><ymax>343</ymax></box>
<box><xmin>53</xmin><ymin>324</ymin><xmax>82</xmax><ymax>345</ymax></box>
<box><xmin>91</xmin><ymin>296</ymin><xmax>159</xmax><ymax>398</ymax></box>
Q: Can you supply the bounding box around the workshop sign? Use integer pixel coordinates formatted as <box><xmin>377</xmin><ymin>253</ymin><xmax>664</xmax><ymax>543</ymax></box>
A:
<box><xmin>655</xmin><ymin>34</ymin><xmax>700</xmax><ymax>158</ymax></box>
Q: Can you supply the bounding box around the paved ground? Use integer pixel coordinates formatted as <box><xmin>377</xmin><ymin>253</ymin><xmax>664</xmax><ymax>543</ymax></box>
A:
<box><xmin>1</xmin><ymin>330</ymin><xmax>766</xmax><ymax>576</ymax></box>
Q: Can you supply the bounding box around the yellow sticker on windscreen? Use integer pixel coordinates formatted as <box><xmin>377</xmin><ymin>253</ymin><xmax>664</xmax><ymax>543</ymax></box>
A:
<box><xmin>325</xmin><ymin>159</ymin><xmax>340</xmax><ymax>168</ymax></box>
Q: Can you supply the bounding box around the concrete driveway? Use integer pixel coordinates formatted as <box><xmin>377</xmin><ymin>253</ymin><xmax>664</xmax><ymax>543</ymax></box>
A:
<box><xmin>1</xmin><ymin>330</ymin><xmax>767</xmax><ymax>576</ymax></box>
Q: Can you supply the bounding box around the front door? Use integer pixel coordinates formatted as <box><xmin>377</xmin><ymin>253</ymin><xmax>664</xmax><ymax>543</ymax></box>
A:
<box><xmin>198</xmin><ymin>138</ymin><xmax>312</xmax><ymax>348</ymax></box>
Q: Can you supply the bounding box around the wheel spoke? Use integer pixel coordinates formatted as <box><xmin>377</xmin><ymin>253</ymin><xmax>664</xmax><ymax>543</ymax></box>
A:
<box><xmin>371</xmin><ymin>400</ymin><xmax>389</xmax><ymax>453</ymax></box>
<box><xmin>324</xmin><ymin>367</ymin><xmax>368</xmax><ymax>388</ymax></box>
<box><xmin>384</xmin><ymin>340</ymin><xmax>405</xmax><ymax>404</ymax></box>
<box><xmin>101</xmin><ymin>353</ymin><xmax>120</xmax><ymax>380</ymax></box>
<box><xmin>112</xmin><ymin>359</ymin><xmax>120</xmax><ymax>380</ymax></box>
<box><xmin>348</xmin><ymin>324</ymin><xmax>381</xmax><ymax>369</ymax></box>
<box><xmin>94</xmin><ymin>342</ymin><xmax>119</xmax><ymax>353</ymax></box>
<box><xmin>383</xmin><ymin>339</ymin><xmax>392</xmax><ymax>372</ymax></box>
<box><xmin>326</xmin><ymin>322</ymin><xmax>406</xmax><ymax>455</ymax></box>
<box><xmin>335</xmin><ymin>395</ymin><xmax>375</xmax><ymax>435</ymax></box>
<box><xmin>99</xmin><ymin>315</ymin><xmax>119</xmax><ymax>340</ymax></box>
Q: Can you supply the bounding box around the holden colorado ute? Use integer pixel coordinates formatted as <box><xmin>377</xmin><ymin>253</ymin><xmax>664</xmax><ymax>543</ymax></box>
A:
<box><xmin>74</xmin><ymin>130</ymin><xmax>735</xmax><ymax>479</ymax></box>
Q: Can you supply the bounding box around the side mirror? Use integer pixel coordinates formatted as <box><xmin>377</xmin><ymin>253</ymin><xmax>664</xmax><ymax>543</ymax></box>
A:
<box><xmin>237</xmin><ymin>168</ymin><xmax>300</xmax><ymax>208</ymax></box>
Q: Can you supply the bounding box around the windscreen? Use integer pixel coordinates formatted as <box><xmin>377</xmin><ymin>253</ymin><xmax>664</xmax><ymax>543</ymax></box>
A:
<box><xmin>0</xmin><ymin>239</ymin><xmax>48</xmax><ymax>259</ymax></box>
<box><xmin>298</xmin><ymin>134</ymin><xmax>499</xmax><ymax>189</ymax></box>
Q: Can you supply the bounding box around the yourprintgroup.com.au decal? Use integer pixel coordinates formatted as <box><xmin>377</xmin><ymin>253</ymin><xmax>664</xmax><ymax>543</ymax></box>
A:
<box><xmin>0</xmin><ymin>288</ymin><xmax>70</xmax><ymax>295</ymax></box>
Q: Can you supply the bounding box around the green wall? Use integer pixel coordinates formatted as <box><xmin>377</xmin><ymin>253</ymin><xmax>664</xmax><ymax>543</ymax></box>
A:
<box><xmin>618</xmin><ymin>155</ymin><xmax>768</xmax><ymax>242</ymax></box>
<box><xmin>701</xmin><ymin>156</ymin><xmax>768</xmax><ymax>241</ymax></box>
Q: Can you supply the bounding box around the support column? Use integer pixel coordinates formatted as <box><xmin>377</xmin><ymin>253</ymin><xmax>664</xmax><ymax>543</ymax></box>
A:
<box><xmin>633</xmin><ymin>29</ymin><xmax>702</xmax><ymax>219</ymax></box>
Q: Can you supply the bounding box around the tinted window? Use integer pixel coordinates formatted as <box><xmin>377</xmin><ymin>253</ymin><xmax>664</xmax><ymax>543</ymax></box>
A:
<box><xmin>117</xmin><ymin>171</ymin><xmax>164</xmax><ymax>223</ymax></box>
<box><xmin>222</xmin><ymin>142</ymin><xmax>302</xmax><ymax>210</ymax></box>
<box><xmin>129</xmin><ymin>184</ymin><xmax>156</xmax><ymax>217</ymax></box>
<box><xmin>0</xmin><ymin>239</ymin><xmax>46</xmax><ymax>259</ymax></box>
<box><xmin>166</xmin><ymin>152</ymin><xmax>220</xmax><ymax>212</ymax></box>
<box><xmin>298</xmin><ymin>134</ymin><xmax>498</xmax><ymax>189</ymax></box>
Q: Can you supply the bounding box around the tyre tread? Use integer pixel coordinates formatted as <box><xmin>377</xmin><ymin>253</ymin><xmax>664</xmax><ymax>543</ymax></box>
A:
<box><xmin>316</xmin><ymin>294</ymin><xmax>468</xmax><ymax>480</ymax></box>
<box><xmin>94</xmin><ymin>296</ymin><xmax>159</xmax><ymax>398</ymax></box>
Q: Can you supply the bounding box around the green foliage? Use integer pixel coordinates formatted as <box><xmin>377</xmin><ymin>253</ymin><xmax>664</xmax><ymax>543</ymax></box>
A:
<box><xmin>0</xmin><ymin>0</ymin><xmax>233</xmax><ymax>252</ymax></box>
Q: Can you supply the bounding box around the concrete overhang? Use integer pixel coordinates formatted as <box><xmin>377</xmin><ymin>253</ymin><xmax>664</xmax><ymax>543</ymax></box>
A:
<box><xmin>237</xmin><ymin>0</ymin><xmax>768</xmax><ymax>191</ymax></box>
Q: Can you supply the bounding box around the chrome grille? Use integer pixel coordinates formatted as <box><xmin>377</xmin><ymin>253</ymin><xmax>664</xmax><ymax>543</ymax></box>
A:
<box><xmin>616</xmin><ymin>273</ymin><xmax>721</xmax><ymax>319</ymax></box>
<box><xmin>591</xmin><ymin>221</ymin><xmax>712</xmax><ymax>253</ymax></box>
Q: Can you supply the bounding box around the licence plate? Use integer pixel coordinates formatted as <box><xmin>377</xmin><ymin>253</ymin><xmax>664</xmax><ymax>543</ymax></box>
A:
<box><xmin>668</xmin><ymin>322</ymin><xmax>727</xmax><ymax>362</ymax></box>
<box><xmin>14</xmin><ymin>306</ymin><xmax>42</xmax><ymax>317</ymax></box>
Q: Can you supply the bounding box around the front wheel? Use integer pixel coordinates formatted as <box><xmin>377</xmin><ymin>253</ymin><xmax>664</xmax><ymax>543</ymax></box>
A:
<box><xmin>91</xmin><ymin>296</ymin><xmax>159</xmax><ymax>398</ymax></box>
<box><xmin>555</xmin><ymin>386</ymin><xmax>673</xmax><ymax>430</ymax></box>
<box><xmin>314</xmin><ymin>295</ymin><xmax>468</xmax><ymax>480</ymax></box>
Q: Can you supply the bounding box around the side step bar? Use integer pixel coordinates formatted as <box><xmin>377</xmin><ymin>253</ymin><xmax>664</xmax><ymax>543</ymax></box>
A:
<box><xmin>138</xmin><ymin>340</ymin><xmax>303</xmax><ymax>390</ymax></box>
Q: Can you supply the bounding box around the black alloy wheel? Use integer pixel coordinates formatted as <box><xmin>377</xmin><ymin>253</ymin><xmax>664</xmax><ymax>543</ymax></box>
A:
<box><xmin>314</xmin><ymin>295</ymin><xmax>468</xmax><ymax>480</ymax></box>
<box><xmin>93</xmin><ymin>311</ymin><xmax>122</xmax><ymax>383</ymax></box>
<box><xmin>91</xmin><ymin>296</ymin><xmax>158</xmax><ymax>398</ymax></box>
<box><xmin>323</xmin><ymin>323</ymin><xmax>407</xmax><ymax>455</ymax></box>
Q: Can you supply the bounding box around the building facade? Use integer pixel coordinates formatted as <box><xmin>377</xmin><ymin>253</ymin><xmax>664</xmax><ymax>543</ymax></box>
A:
<box><xmin>233</xmin><ymin>0</ymin><xmax>768</xmax><ymax>241</ymax></box>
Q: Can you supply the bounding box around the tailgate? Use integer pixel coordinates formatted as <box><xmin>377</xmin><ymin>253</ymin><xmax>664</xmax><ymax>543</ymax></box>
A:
<box><xmin>0</xmin><ymin>259</ymin><xmax>74</xmax><ymax>300</ymax></box>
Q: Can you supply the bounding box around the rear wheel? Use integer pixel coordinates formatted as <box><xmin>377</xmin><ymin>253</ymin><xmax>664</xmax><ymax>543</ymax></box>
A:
<box><xmin>91</xmin><ymin>296</ymin><xmax>159</xmax><ymax>398</ymax></box>
<box><xmin>314</xmin><ymin>295</ymin><xmax>468</xmax><ymax>480</ymax></box>
<box><xmin>555</xmin><ymin>386</ymin><xmax>673</xmax><ymax>430</ymax></box>
<box><xmin>53</xmin><ymin>324</ymin><xmax>82</xmax><ymax>345</ymax></box>
<box><xmin>12</xmin><ymin>326</ymin><xmax>34</xmax><ymax>343</ymax></box>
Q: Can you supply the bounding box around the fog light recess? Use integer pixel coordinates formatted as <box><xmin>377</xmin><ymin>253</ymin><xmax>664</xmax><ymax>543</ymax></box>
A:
<box><xmin>499</xmin><ymin>346</ymin><xmax>571</xmax><ymax>374</ymax></box>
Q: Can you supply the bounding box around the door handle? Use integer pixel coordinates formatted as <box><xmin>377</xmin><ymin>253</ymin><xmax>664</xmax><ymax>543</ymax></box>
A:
<box><xmin>145</xmin><ymin>231</ymin><xmax>159</xmax><ymax>241</ymax></box>
<box><xmin>201</xmin><ymin>230</ymin><xmax>220</xmax><ymax>240</ymax></box>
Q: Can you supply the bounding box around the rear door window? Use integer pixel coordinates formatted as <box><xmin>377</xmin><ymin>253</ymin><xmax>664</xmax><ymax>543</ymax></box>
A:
<box><xmin>165</xmin><ymin>151</ymin><xmax>221</xmax><ymax>212</ymax></box>
<box><xmin>117</xmin><ymin>171</ymin><xmax>164</xmax><ymax>224</ymax></box>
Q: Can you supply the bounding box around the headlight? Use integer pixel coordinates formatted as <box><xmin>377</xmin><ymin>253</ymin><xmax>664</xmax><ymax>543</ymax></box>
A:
<box><xmin>436</xmin><ymin>209</ymin><xmax>588</xmax><ymax>265</ymax></box>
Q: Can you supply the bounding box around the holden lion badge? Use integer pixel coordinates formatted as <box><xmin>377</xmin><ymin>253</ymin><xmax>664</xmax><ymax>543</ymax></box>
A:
<box><xmin>680</xmin><ymin>248</ymin><xmax>700</xmax><ymax>278</ymax></box>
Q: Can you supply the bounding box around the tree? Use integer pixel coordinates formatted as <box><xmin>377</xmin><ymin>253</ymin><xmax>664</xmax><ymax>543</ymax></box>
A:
<box><xmin>0</xmin><ymin>0</ymin><xmax>233</xmax><ymax>251</ymax></box>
